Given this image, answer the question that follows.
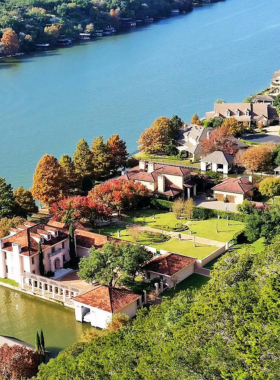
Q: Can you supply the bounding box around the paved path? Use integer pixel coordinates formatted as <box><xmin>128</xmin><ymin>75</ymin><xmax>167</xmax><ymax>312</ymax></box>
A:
<box><xmin>113</xmin><ymin>220</ymin><xmax>225</xmax><ymax>248</ymax></box>
<box><xmin>194</xmin><ymin>267</ymin><xmax>211</xmax><ymax>277</ymax></box>
<box><xmin>241</xmin><ymin>133</ymin><xmax>280</xmax><ymax>143</ymax></box>
<box><xmin>195</xmin><ymin>196</ymin><xmax>238</xmax><ymax>213</ymax></box>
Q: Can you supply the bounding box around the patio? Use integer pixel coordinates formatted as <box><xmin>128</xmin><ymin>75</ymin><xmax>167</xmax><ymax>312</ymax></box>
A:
<box><xmin>195</xmin><ymin>196</ymin><xmax>238</xmax><ymax>213</ymax></box>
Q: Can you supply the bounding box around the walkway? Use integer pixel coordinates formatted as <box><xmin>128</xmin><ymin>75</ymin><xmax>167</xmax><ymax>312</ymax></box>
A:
<box><xmin>59</xmin><ymin>271</ymin><xmax>93</xmax><ymax>291</ymax></box>
<box><xmin>113</xmin><ymin>220</ymin><xmax>225</xmax><ymax>248</ymax></box>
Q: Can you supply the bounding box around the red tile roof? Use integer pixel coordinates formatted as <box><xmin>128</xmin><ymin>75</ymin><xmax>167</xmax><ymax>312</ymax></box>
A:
<box><xmin>75</xmin><ymin>230</ymin><xmax>108</xmax><ymax>249</ymax></box>
<box><xmin>142</xmin><ymin>252</ymin><xmax>196</xmax><ymax>276</ymax></box>
<box><xmin>212</xmin><ymin>177</ymin><xmax>254</xmax><ymax>194</ymax></box>
<box><xmin>73</xmin><ymin>285</ymin><xmax>140</xmax><ymax>312</ymax></box>
<box><xmin>47</xmin><ymin>220</ymin><xmax>67</xmax><ymax>229</ymax></box>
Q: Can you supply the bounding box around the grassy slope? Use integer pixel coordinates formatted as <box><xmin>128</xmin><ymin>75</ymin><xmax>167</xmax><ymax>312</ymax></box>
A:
<box><xmin>160</xmin><ymin>274</ymin><xmax>210</xmax><ymax>300</ymax></box>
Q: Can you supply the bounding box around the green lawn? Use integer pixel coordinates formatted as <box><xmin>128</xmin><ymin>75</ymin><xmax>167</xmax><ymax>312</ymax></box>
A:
<box><xmin>0</xmin><ymin>277</ymin><xmax>19</xmax><ymax>287</ymax></box>
<box><xmin>133</xmin><ymin>152</ymin><xmax>200</xmax><ymax>167</ymax></box>
<box><xmin>150</xmin><ymin>237</ymin><xmax>215</xmax><ymax>260</ymax></box>
<box><xmin>160</xmin><ymin>274</ymin><xmax>210</xmax><ymax>300</ymax></box>
<box><xmin>187</xmin><ymin>219</ymin><xmax>245</xmax><ymax>243</ymax></box>
<box><xmin>125</xmin><ymin>210</ymin><xmax>188</xmax><ymax>231</ymax></box>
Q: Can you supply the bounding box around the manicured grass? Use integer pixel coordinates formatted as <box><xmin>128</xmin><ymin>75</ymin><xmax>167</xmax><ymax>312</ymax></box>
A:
<box><xmin>233</xmin><ymin>238</ymin><xmax>267</xmax><ymax>254</ymax></box>
<box><xmin>187</xmin><ymin>218</ymin><xmax>245</xmax><ymax>243</ymax></box>
<box><xmin>0</xmin><ymin>277</ymin><xmax>19</xmax><ymax>287</ymax></box>
<box><xmin>150</xmin><ymin>237</ymin><xmax>216</xmax><ymax>260</ymax></box>
<box><xmin>95</xmin><ymin>225</ymin><xmax>169</xmax><ymax>245</ymax></box>
<box><xmin>160</xmin><ymin>274</ymin><xmax>210</xmax><ymax>300</ymax></box>
<box><xmin>125</xmin><ymin>210</ymin><xmax>188</xmax><ymax>231</ymax></box>
<box><xmin>133</xmin><ymin>152</ymin><xmax>200</xmax><ymax>167</ymax></box>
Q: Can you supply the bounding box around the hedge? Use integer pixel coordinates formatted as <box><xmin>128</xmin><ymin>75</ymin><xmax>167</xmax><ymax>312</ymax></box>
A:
<box><xmin>193</xmin><ymin>207</ymin><xmax>247</xmax><ymax>222</ymax></box>
<box><xmin>150</xmin><ymin>198</ymin><xmax>173</xmax><ymax>210</ymax></box>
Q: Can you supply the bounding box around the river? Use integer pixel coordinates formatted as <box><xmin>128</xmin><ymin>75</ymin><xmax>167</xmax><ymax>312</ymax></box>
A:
<box><xmin>0</xmin><ymin>0</ymin><xmax>280</xmax><ymax>189</ymax></box>
<box><xmin>0</xmin><ymin>285</ymin><xmax>90</xmax><ymax>357</ymax></box>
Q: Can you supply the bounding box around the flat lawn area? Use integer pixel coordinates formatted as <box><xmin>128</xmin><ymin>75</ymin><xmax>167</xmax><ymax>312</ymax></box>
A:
<box><xmin>188</xmin><ymin>218</ymin><xmax>245</xmax><ymax>242</ymax></box>
<box><xmin>160</xmin><ymin>274</ymin><xmax>210</xmax><ymax>300</ymax></box>
<box><xmin>125</xmin><ymin>210</ymin><xmax>188</xmax><ymax>231</ymax></box>
<box><xmin>234</xmin><ymin>238</ymin><xmax>267</xmax><ymax>254</ymax></box>
<box><xmin>0</xmin><ymin>277</ymin><xmax>18</xmax><ymax>287</ymax></box>
<box><xmin>150</xmin><ymin>237</ymin><xmax>215</xmax><ymax>259</ymax></box>
<box><xmin>133</xmin><ymin>152</ymin><xmax>200</xmax><ymax>167</ymax></box>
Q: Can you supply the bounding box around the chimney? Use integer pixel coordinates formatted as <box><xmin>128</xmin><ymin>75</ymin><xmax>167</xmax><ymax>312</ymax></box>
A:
<box><xmin>158</xmin><ymin>175</ymin><xmax>165</xmax><ymax>192</ymax></box>
<box><xmin>139</xmin><ymin>160</ymin><xmax>146</xmax><ymax>170</ymax></box>
<box><xmin>249</xmin><ymin>175</ymin><xmax>253</xmax><ymax>183</ymax></box>
<box><xmin>147</xmin><ymin>162</ymin><xmax>155</xmax><ymax>173</ymax></box>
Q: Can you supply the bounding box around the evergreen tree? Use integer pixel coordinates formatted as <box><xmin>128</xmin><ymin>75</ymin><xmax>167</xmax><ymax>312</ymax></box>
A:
<box><xmin>69</xmin><ymin>223</ymin><xmax>76</xmax><ymax>263</ymax></box>
<box><xmin>35</xmin><ymin>332</ymin><xmax>41</xmax><ymax>353</ymax></box>
<box><xmin>73</xmin><ymin>139</ymin><xmax>94</xmax><ymax>181</ymax></box>
<box><xmin>40</xmin><ymin>330</ymin><xmax>45</xmax><ymax>356</ymax></box>
<box><xmin>91</xmin><ymin>136</ymin><xmax>109</xmax><ymax>179</ymax></box>
<box><xmin>38</xmin><ymin>242</ymin><xmax>44</xmax><ymax>276</ymax></box>
<box><xmin>0</xmin><ymin>178</ymin><xmax>16</xmax><ymax>218</ymax></box>
<box><xmin>106</xmin><ymin>134</ymin><xmax>128</xmax><ymax>172</ymax></box>
<box><xmin>14</xmin><ymin>186</ymin><xmax>38</xmax><ymax>217</ymax></box>
<box><xmin>30</xmin><ymin>155</ymin><xmax>67</xmax><ymax>207</ymax></box>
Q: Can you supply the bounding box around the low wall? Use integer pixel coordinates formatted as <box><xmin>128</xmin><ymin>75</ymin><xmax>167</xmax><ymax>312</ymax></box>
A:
<box><xmin>196</xmin><ymin>243</ymin><xmax>228</xmax><ymax>269</ymax></box>
<box><xmin>144</xmin><ymin>246</ymin><xmax>157</xmax><ymax>255</ymax></box>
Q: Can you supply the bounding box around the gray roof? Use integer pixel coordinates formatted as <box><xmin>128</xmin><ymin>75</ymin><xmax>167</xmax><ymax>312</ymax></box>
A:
<box><xmin>254</xmin><ymin>95</ymin><xmax>275</xmax><ymax>101</ymax></box>
<box><xmin>274</xmin><ymin>166</ymin><xmax>280</xmax><ymax>171</ymax></box>
<box><xmin>183</xmin><ymin>124</ymin><xmax>213</xmax><ymax>142</ymax></box>
<box><xmin>272</xmin><ymin>70</ymin><xmax>280</xmax><ymax>80</ymax></box>
<box><xmin>201</xmin><ymin>151</ymin><xmax>234</xmax><ymax>165</ymax></box>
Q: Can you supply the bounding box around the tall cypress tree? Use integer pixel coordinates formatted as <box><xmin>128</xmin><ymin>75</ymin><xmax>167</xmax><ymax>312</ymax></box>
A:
<box><xmin>40</xmin><ymin>330</ymin><xmax>45</xmax><ymax>355</ymax></box>
<box><xmin>38</xmin><ymin>242</ymin><xmax>44</xmax><ymax>276</ymax></box>
<box><xmin>35</xmin><ymin>331</ymin><xmax>41</xmax><ymax>352</ymax></box>
<box><xmin>69</xmin><ymin>223</ymin><xmax>76</xmax><ymax>263</ymax></box>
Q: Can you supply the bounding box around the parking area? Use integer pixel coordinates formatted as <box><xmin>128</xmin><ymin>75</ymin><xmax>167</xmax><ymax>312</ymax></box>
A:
<box><xmin>195</xmin><ymin>196</ymin><xmax>238</xmax><ymax>213</ymax></box>
<box><xmin>241</xmin><ymin>133</ymin><xmax>280</xmax><ymax>144</ymax></box>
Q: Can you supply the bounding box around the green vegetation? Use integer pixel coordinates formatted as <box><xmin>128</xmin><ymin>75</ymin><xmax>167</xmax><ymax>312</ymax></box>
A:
<box><xmin>160</xmin><ymin>274</ymin><xmax>209</xmax><ymax>300</ymax></box>
<box><xmin>133</xmin><ymin>152</ymin><xmax>200</xmax><ymax>167</ymax></box>
<box><xmin>37</xmin><ymin>237</ymin><xmax>280</xmax><ymax>379</ymax></box>
<box><xmin>0</xmin><ymin>277</ymin><xmax>19</xmax><ymax>287</ymax></box>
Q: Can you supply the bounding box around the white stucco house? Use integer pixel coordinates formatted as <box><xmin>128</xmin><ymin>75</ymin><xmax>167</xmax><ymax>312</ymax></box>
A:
<box><xmin>201</xmin><ymin>151</ymin><xmax>234</xmax><ymax>174</ymax></box>
<box><xmin>73</xmin><ymin>285</ymin><xmax>142</xmax><ymax>329</ymax></box>
<box><xmin>212</xmin><ymin>177</ymin><xmax>254</xmax><ymax>204</ymax></box>
<box><xmin>142</xmin><ymin>252</ymin><xmax>196</xmax><ymax>288</ymax></box>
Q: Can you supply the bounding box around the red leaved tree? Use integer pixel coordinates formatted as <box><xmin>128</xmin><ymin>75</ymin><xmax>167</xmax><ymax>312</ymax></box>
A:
<box><xmin>0</xmin><ymin>344</ymin><xmax>40</xmax><ymax>380</ymax></box>
<box><xmin>201</xmin><ymin>124</ymin><xmax>239</xmax><ymax>155</ymax></box>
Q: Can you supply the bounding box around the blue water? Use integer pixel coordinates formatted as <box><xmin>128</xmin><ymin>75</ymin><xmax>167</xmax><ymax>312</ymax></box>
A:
<box><xmin>1</xmin><ymin>0</ymin><xmax>280</xmax><ymax>189</ymax></box>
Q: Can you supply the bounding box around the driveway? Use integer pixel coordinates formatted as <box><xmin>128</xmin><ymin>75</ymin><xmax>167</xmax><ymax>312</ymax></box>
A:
<box><xmin>195</xmin><ymin>196</ymin><xmax>238</xmax><ymax>213</ymax></box>
<box><xmin>241</xmin><ymin>133</ymin><xmax>280</xmax><ymax>143</ymax></box>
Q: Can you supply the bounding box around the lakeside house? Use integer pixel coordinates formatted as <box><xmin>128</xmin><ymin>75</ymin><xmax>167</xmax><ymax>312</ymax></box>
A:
<box><xmin>201</xmin><ymin>151</ymin><xmax>234</xmax><ymax>174</ymax></box>
<box><xmin>0</xmin><ymin>221</ymin><xmax>111</xmax><ymax>284</ymax></box>
<box><xmin>254</xmin><ymin>95</ymin><xmax>275</xmax><ymax>105</ymax></box>
<box><xmin>73</xmin><ymin>285</ymin><xmax>142</xmax><ymax>328</ymax></box>
<box><xmin>270</xmin><ymin>70</ymin><xmax>280</xmax><ymax>94</ymax></box>
<box><xmin>118</xmin><ymin>161</ymin><xmax>198</xmax><ymax>200</ymax></box>
<box><xmin>212</xmin><ymin>177</ymin><xmax>254</xmax><ymax>204</ymax></box>
<box><xmin>142</xmin><ymin>252</ymin><xmax>196</xmax><ymax>288</ymax></box>
<box><xmin>206</xmin><ymin>103</ymin><xmax>279</xmax><ymax>127</ymax></box>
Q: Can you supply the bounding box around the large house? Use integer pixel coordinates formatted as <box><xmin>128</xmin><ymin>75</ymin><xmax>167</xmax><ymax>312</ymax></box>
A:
<box><xmin>271</xmin><ymin>70</ymin><xmax>280</xmax><ymax>94</ymax></box>
<box><xmin>201</xmin><ymin>151</ymin><xmax>234</xmax><ymax>174</ymax></box>
<box><xmin>73</xmin><ymin>285</ymin><xmax>142</xmax><ymax>328</ymax></box>
<box><xmin>206</xmin><ymin>103</ymin><xmax>278</xmax><ymax>126</ymax></box>
<box><xmin>212</xmin><ymin>177</ymin><xmax>254</xmax><ymax>204</ymax></box>
<box><xmin>118</xmin><ymin>161</ymin><xmax>197</xmax><ymax>199</ymax></box>
<box><xmin>0</xmin><ymin>220</ymin><xmax>112</xmax><ymax>284</ymax></box>
<box><xmin>176</xmin><ymin>124</ymin><xmax>213</xmax><ymax>161</ymax></box>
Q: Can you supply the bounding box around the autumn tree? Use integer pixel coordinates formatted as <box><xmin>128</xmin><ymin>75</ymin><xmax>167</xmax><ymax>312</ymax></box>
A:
<box><xmin>138</xmin><ymin>117</ymin><xmax>176</xmax><ymax>154</ymax></box>
<box><xmin>191</xmin><ymin>114</ymin><xmax>202</xmax><ymax>126</ymax></box>
<box><xmin>106</xmin><ymin>313</ymin><xmax>130</xmax><ymax>332</ymax></box>
<box><xmin>201</xmin><ymin>124</ymin><xmax>239</xmax><ymax>155</ymax></box>
<box><xmin>222</xmin><ymin>117</ymin><xmax>243</xmax><ymax>136</ymax></box>
<box><xmin>0</xmin><ymin>216</ymin><xmax>25</xmax><ymax>238</ymax></box>
<box><xmin>30</xmin><ymin>154</ymin><xmax>67</xmax><ymax>207</ymax></box>
<box><xmin>44</xmin><ymin>24</ymin><xmax>60</xmax><ymax>42</ymax></box>
<box><xmin>240</xmin><ymin>143</ymin><xmax>276</xmax><ymax>173</ymax></box>
<box><xmin>127</xmin><ymin>226</ymin><xmax>142</xmax><ymax>242</ymax></box>
<box><xmin>73</xmin><ymin>138</ymin><xmax>93</xmax><ymax>183</ymax></box>
<box><xmin>0</xmin><ymin>177</ymin><xmax>16</xmax><ymax>218</ymax></box>
<box><xmin>0</xmin><ymin>344</ymin><xmax>40</xmax><ymax>379</ymax></box>
<box><xmin>184</xmin><ymin>198</ymin><xmax>195</xmax><ymax>219</ymax></box>
<box><xmin>106</xmin><ymin>134</ymin><xmax>128</xmax><ymax>172</ymax></box>
<box><xmin>172</xmin><ymin>198</ymin><xmax>185</xmax><ymax>219</ymax></box>
<box><xmin>59</xmin><ymin>154</ymin><xmax>77</xmax><ymax>190</ymax></box>
<box><xmin>91</xmin><ymin>136</ymin><xmax>109</xmax><ymax>179</ymax></box>
<box><xmin>259</xmin><ymin>177</ymin><xmax>280</xmax><ymax>198</ymax></box>
<box><xmin>1</xmin><ymin>29</ymin><xmax>19</xmax><ymax>55</ymax></box>
<box><xmin>14</xmin><ymin>186</ymin><xmax>38</xmax><ymax>217</ymax></box>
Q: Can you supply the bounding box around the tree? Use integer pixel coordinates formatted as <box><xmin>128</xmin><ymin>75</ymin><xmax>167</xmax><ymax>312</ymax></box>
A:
<box><xmin>106</xmin><ymin>313</ymin><xmax>130</xmax><ymax>332</ymax></box>
<box><xmin>0</xmin><ymin>216</ymin><xmax>25</xmax><ymax>238</ymax></box>
<box><xmin>91</xmin><ymin>136</ymin><xmax>109</xmax><ymax>179</ymax></box>
<box><xmin>73</xmin><ymin>138</ymin><xmax>93</xmax><ymax>182</ymax></box>
<box><xmin>138</xmin><ymin>117</ymin><xmax>175</xmax><ymax>154</ymax></box>
<box><xmin>236</xmin><ymin>199</ymin><xmax>255</xmax><ymax>214</ymax></box>
<box><xmin>127</xmin><ymin>226</ymin><xmax>142</xmax><ymax>242</ymax></box>
<box><xmin>212</xmin><ymin>116</ymin><xmax>224</xmax><ymax>129</ymax></box>
<box><xmin>69</xmin><ymin>223</ymin><xmax>76</xmax><ymax>263</ymax></box>
<box><xmin>184</xmin><ymin>198</ymin><xmax>194</xmax><ymax>219</ymax></box>
<box><xmin>59</xmin><ymin>154</ymin><xmax>77</xmax><ymax>190</ymax></box>
<box><xmin>170</xmin><ymin>115</ymin><xmax>183</xmax><ymax>134</ymax></box>
<box><xmin>0</xmin><ymin>177</ymin><xmax>16</xmax><ymax>218</ymax></box>
<box><xmin>39</xmin><ymin>241</ymin><xmax>44</xmax><ymax>275</ymax></box>
<box><xmin>106</xmin><ymin>134</ymin><xmax>128</xmax><ymax>172</ymax></box>
<box><xmin>190</xmin><ymin>114</ymin><xmax>202</xmax><ymax>126</ymax></box>
<box><xmin>1</xmin><ymin>28</ymin><xmax>19</xmax><ymax>55</ymax></box>
<box><xmin>172</xmin><ymin>198</ymin><xmax>185</xmax><ymax>219</ymax></box>
<box><xmin>14</xmin><ymin>186</ymin><xmax>38</xmax><ymax>217</ymax></box>
<box><xmin>240</xmin><ymin>143</ymin><xmax>276</xmax><ymax>173</ymax></box>
<box><xmin>259</xmin><ymin>177</ymin><xmax>280</xmax><ymax>198</ymax></box>
<box><xmin>0</xmin><ymin>344</ymin><xmax>40</xmax><ymax>379</ymax></box>
<box><xmin>120</xmin><ymin>243</ymin><xmax>152</xmax><ymax>281</ymax></box>
<box><xmin>201</xmin><ymin>124</ymin><xmax>238</xmax><ymax>155</ymax></box>
<box><xmin>222</xmin><ymin>117</ymin><xmax>243</xmax><ymax>136</ymax></box>
<box><xmin>164</xmin><ymin>144</ymin><xmax>178</xmax><ymax>156</ymax></box>
<box><xmin>30</xmin><ymin>154</ymin><xmax>67</xmax><ymax>207</ymax></box>
<box><xmin>215</xmin><ymin>99</ymin><xmax>225</xmax><ymax>104</ymax></box>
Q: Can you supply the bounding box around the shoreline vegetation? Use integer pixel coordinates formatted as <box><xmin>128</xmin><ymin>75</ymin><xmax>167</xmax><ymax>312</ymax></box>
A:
<box><xmin>0</xmin><ymin>0</ymin><xmax>225</xmax><ymax>60</ymax></box>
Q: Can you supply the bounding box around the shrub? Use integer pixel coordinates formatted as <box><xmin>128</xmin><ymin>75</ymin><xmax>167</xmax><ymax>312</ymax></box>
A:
<box><xmin>150</xmin><ymin>198</ymin><xmax>173</xmax><ymax>210</ymax></box>
<box><xmin>45</xmin><ymin>270</ymin><xmax>55</xmax><ymax>278</ymax></box>
<box><xmin>193</xmin><ymin>207</ymin><xmax>247</xmax><ymax>222</ymax></box>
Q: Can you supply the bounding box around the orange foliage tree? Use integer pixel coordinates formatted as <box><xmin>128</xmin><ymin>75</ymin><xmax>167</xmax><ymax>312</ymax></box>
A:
<box><xmin>240</xmin><ymin>143</ymin><xmax>276</xmax><ymax>173</ymax></box>
<box><xmin>191</xmin><ymin>114</ymin><xmax>202</xmax><ymax>126</ymax></box>
<box><xmin>106</xmin><ymin>134</ymin><xmax>128</xmax><ymax>172</ymax></box>
<box><xmin>0</xmin><ymin>216</ymin><xmax>25</xmax><ymax>238</ymax></box>
<box><xmin>201</xmin><ymin>124</ymin><xmax>239</xmax><ymax>155</ymax></box>
<box><xmin>1</xmin><ymin>29</ymin><xmax>19</xmax><ymax>55</ymax></box>
<box><xmin>222</xmin><ymin>117</ymin><xmax>244</xmax><ymax>136</ymax></box>
<box><xmin>31</xmin><ymin>154</ymin><xmax>67</xmax><ymax>207</ymax></box>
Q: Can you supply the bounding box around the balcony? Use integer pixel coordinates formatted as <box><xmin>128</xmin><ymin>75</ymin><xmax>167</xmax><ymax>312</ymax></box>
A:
<box><xmin>48</xmin><ymin>247</ymin><xmax>63</xmax><ymax>258</ymax></box>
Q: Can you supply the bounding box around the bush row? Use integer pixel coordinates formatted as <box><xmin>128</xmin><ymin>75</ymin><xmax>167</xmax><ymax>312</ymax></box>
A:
<box><xmin>193</xmin><ymin>207</ymin><xmax>247</xmax><ymax>222</ymax></box>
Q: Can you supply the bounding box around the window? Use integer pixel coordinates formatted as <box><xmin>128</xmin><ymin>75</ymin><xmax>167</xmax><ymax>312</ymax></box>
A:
<box><xmin>62</xmin><ymin>242</ymin><xmax>65</xmax><ymax>249</ymax></box>
<box><xmin>245</xmin><ymin>109</ymin><xmax>250</xmax><ymax>116</ymax></box>
<box><xmin>63</xmin><ymin>254</ymin><xmax>66</xmax><ymax>262</ymax></box>
<box><xmin>51</xmin><ymin>247</ymin><xmax>55</xmax><ymax>253</ymax></box>
<box><xmin>32</xmin><ymin>270</ymin><xmax>35</xmax><ymax>274</ymax></box>
<box><xmin>160</xmin><ymin>275</ymin><xmax>163</xmax><ymax>281</ymax></box>
<box><xmin>6</xmin><ymin>265</ymin><xmax>8</xmax><ymax>273</ymax></box>
<box><xmin>226</xmin><ymin>110</ymin><xmax>230</xmax><ymax>117</ymax></box>
<box><xmin>31</xmin><ymin>257</ymin><xmax>35</xmax><ymax>265</ymax></box>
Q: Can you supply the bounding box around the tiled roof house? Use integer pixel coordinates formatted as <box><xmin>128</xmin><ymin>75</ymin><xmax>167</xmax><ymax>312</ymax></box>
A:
<box><xmin>212</xmin><ymin>177</ymin><xmax>254</xmax><ymax>204</ymax></box>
